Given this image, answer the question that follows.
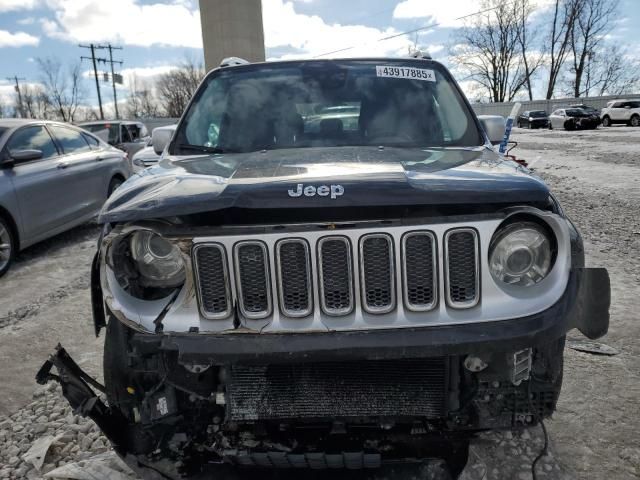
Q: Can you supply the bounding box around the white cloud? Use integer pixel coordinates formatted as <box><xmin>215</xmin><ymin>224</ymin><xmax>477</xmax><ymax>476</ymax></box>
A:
<box><xmin>0</xmin><ymin>0</ymin><xmax>38</xmax><ymax>12</ymax></box>
<box><xmin>0</xmin><ymin>30</ymin><xmax>39</xmax><ymax>47</ymax></box>
<box><xmin>263</xmin><ymin>0</ymin><xmax>415</xmax><ymax>59</ymax></box>
<box><xmin>393</xmin><ymin>0</ymin><xmax>556</xmax><ymax>27</ymax></box>
<box><xmin>17</xmin><ymin>17</ymin><xmax>36</xmax><ymax>25</ymax></box>
<box><xmin>393</xmin><ymin>0</ymin><xmax>480</xmax><ymax>27</ymax></box>
<box><xmin>41</xmin><ymin>0</ymin><xmax>202</xmax><ymax>48</ymax></box>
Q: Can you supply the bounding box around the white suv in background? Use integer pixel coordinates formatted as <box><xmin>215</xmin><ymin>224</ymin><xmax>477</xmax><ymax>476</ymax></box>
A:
<box><xmin>600</xmin><ymin>100</ymin><xmax>640</xmax><ymax>127</ymax></box>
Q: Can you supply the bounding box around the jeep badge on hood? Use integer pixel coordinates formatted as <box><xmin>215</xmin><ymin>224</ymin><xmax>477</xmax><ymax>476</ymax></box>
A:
<box><xmin>288</xmin><ymin>183</ymin><xmax>345</xmax><ymax>199</ymax></box>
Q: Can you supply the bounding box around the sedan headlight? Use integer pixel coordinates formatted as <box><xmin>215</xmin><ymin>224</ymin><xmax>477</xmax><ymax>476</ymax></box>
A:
<box><xmin>132</xmin><ymin>156</ymin><xmax>146</xmax><ymax>168</ymax></box>
<box><xmin>489</xmin><ymin>222</ymin><xmax>553</xmax><ymax>287</ymax></box>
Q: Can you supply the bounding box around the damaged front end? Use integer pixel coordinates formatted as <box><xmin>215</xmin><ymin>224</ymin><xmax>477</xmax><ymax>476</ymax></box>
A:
<box><xmin>37</xmin><ymin>209</ymin><xmax>611</xmax><ymax>479</ymax></box>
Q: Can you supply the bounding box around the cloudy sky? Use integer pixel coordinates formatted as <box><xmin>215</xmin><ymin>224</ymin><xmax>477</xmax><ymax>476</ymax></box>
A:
<box><xmin>0</xmin><ymin>0</ymin><xmax>638</xmax><ymax>110</ymax></box>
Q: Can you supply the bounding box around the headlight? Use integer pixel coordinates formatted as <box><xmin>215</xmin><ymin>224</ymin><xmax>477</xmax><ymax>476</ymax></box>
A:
<box><xmin>528</xmin><ymin>117</ymin><xmax>534</xmax><ymax>121</ymax></box>
<box><xmin>489</xmin><ymin>222</ymin><xmax>553</xmax><ymax>287</ymax></box>
<box><xmin>129</xmin><ymin>230</ymin><xmax>185</xmax><ymax>286</ymax></box>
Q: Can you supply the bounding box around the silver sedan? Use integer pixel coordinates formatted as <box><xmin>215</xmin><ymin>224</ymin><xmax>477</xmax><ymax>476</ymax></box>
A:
<box><xmin>0</xmin><ymin>119</ymin><xmax>129</xmax><ymax>276</ymax></box>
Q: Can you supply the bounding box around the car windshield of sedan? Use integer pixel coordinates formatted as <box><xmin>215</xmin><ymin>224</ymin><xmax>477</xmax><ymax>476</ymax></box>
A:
<box><xmin>175</xmin><ymin>60</ymin><xmax>483</xmax><ymax>154</ymax></box>
<box><xmin>565</xmin><ymin>109</ymin><xmax>585</xmax><ymax>116</ymax></box>
<box><xmin>529</xmin><ymin>111</ymin><xmax>547</xmax><ymax>117</ymax></box>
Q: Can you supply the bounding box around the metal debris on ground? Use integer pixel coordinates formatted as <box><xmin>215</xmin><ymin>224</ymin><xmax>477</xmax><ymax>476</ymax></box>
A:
<box><xmin>567</xmin><ymin>339</ymin><xmax>619</xmax><ymax>356</ymax></box>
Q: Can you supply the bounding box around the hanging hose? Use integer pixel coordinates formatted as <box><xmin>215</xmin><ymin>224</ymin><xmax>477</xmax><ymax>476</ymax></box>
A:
<box><xmin>527</xmin><ymin>380</ymin><xmax>549</xmax><ymax>480</ymax></box>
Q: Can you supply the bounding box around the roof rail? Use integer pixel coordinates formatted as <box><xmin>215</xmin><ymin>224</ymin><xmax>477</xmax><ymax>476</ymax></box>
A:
<box><xmin>408</xmin><ymin>49</ymin><xmax>432</xmax><ymax>60</ymax></box>
<box><xmin>220</xmin><ymin>57</ymin><xmax>250</xmax><ymax>67</ymax></box>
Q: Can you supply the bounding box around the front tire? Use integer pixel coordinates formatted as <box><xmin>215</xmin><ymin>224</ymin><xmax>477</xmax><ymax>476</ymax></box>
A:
<box><xmin>0</xmin><ymin>215</ymin><xmax>16</xmax><ymax>278</ymax></box>
<box><xmin>108</xmin><ymin>177</ymin><xmax>124</xmax><ymax>197</ymax></box>
<box><xmin>630</xmin><ymin>115</ymin><xmax>640</xmax><ymax>127</ymax></box>
<box><xmin>602</xmin><ymin>116</ymin><xmax>611</xmax><ymax>127</ymax></box>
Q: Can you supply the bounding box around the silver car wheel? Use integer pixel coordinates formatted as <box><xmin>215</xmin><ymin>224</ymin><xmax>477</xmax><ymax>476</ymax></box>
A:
<box><xmin>0</xmin><ymin>221</ymin><xmax>13</xmax><ymax>272</ymax></box>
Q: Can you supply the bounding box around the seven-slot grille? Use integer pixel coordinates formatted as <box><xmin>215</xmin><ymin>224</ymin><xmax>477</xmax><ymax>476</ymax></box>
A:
<box><xmin>360</xmin><ymin>234</ymin><xmax>395</xmax><ymax>313</ymax></box>
<box><xmin>276</xmin><ymin>239</ymin><xmax>312</xmax><ymax>317</ymax></box>
<box><xmin>318</xmin><ymin>237</ymin><xmax>354</xmax><ymax>315</ymax></box>
<box><xmin>445</xmin><ymin>229</ymin><xmax>480</xmax><ymax>308</ymax></box>
<box><xmin>193</xmin><ymin>228</ymin><xmax>479</xmax><ymax>319</ymax></box>
<box><xmin>193</xmin><ymin>244</ymin><xmax>232</xmax><ymax>319</ymax></box>
<box><xmin>402</xmin><ymin>232</ymin><xmax>437</xmax><ymax>311</ymax></box>
<box><xmin>234</xmin><ymin>241</ymin><xmax>272</xmax><ymax>318</ymax></box>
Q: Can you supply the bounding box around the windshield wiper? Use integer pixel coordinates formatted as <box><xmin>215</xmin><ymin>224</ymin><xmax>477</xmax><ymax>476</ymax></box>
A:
<box><xmin>178</xmin><ymin>144</ymin><xmax>236</xmax><ymax>154</ymax></box>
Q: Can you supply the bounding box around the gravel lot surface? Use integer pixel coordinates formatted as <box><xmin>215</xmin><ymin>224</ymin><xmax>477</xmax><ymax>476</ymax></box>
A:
<box><xmin>0</xmin><ymin>126</ymin><xmax>638</xmax><ymax>479</ymax></box>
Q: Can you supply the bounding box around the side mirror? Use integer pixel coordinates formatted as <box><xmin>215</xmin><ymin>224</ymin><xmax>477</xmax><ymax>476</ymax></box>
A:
<box><xmin>152</xmin><ymin>129</ymin><xmax>173</xmax><ymax>155</ymax></box>
<box><xmin>477</xmin><ymin>115</ymin><xmax>505</xmax><ymax>146</ymax></box>
<box><xmin>10</xmin><ymin>149</ymin><xmax>43</xmax><ymax>162</ymax></box>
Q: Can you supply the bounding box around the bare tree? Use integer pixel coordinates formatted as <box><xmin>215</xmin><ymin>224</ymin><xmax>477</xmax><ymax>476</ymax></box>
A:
<box><xmin>544</xmin><ymin>0</ymin><xmax>582</xmax><ymax>99</ymax></box>
<box><xmin>568</xmin><ymin>0</ymin><xmax>618</xmax><ymax>98</ymax></box>
<box><xmin>451</xmin><ymin>0</ymin><xmax>529</xmax><ymax>103</ymax></box>
<box><xmin>516</xmin><ymin>0</ymin><xmax>543</xmax><ymax>100</ymax></box>
<box><xmin>125</xmin><ymin>74</ymin><xmax>160</xmax><ymax>118</ymax></box>
<box><xmin>21</xmin><ymin>84</ymin><xmax>51</xmax><ymax>119</ymax></box>
<box><xmin>156</xmin><ymin>58</ymin><xmax>204</xmax><ymax>117</ymax></box>
<box><xmin>581</xmin><ymin>45</ymin><xmax>639</xmax><ymax>96</ymax></box>
<box><xmin>36</xmin><ymin>58</ymin><xmax>84</xmax><ymax>122</ymax></box>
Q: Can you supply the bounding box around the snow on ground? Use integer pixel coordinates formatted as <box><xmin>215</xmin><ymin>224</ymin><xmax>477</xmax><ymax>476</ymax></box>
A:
<box><xmin>0</xmin><ymin>126</ymin><xmax>638</xmax><ymax>479</ymax></box>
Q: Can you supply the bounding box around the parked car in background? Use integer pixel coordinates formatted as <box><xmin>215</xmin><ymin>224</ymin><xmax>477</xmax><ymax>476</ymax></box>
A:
<box><xmin>78</xmin><ymin>120</ymin><xmax>150</xmax><ymax>159</ymax></box>
<box><xmin>569</xmin><ymin>104</ymin><xmax>601</xmax><ymax>121</ymax></box>
<box><xmin>517</xmin><ymin>110</ymin><xmax>549</xmax><ymax>129</ymax></box>
<box><xmin>130</xmin><ymin>125</ymin><xmax>176</xmax><ymax>173</ymax></box>
<box><xmin>599</xmin><ymin>100</ymin><xmax>640</xmax><ymax>127</ymax></box>
<box><xmin>548</xmin><ymin>108</ymin><xmax>599</xmax><ymax>130</ymax></box>
<box><xmin>0</xmin><ymin>119</ymin><xmax>129</xmax><ymax>276</ymax></box>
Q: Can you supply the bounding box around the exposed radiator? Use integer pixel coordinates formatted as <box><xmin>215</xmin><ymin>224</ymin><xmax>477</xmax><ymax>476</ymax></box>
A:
<box><xmin>227</xmin><ymin>358</ymin><xmax>448</xmax><ymax>421</ymax></box>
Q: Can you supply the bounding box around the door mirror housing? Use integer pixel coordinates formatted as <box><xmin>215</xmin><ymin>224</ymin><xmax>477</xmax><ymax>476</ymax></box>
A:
<box><xmin>10</xmin><ymin>149</ymin><xmax>43</xmax><ymax>162</ymax></box>
<box><xmin>152</xmin><ymin>128</ymin><xmax>173</xmax><ymax>155</ymax></box>
<box><xmin>477</xmin><ymin>115</ymin><xmax>506</xmax><ymax>146</ymax></box>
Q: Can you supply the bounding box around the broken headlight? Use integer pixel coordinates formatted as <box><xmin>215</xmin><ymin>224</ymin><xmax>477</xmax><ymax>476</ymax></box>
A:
<box><xmin>489</xmin><ymin>222</ymin><xmax>553</xmax><ymax>287</ymax></box>
<box><xmin>110</xmin><ymin>229</ymin><xmax>185</xmax><ymax>299</ymax></box>
<box><xmin>130</xmin><ymin>231</ymin><xmax>185</xmax><ymax>285</ymax></box>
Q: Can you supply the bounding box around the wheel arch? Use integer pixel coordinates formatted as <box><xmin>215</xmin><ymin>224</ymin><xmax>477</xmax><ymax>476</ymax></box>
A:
<box><xmin>0</xmin><ymin>204</ymin><xmax>20</xmax><ymax>251</ymax></box>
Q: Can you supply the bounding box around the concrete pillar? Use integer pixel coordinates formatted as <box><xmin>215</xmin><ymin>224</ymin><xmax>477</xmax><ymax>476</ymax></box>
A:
<box><xmin>199</xmin><ymin>0</ymin><xmax>266</xmax><ymax>72</ymax></box>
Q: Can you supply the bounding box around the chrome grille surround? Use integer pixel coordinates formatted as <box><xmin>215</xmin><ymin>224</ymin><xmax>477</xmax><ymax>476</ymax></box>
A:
<box><xmin>401</xmin><ymin>231</ymin><xmax>437</xmax><ymax>312</ymax></box>
<box><xmin>317</xmin><ymin>236</ymin><xmax>354</xmax><ymax>316</ymax></box>
<box><xmin>444</xmin><ymin>228</ymin><xmax>480</xmax><ymax>309</ymax></box>
<box><xmin>173</xmin><ymin>210</ymin><xmax>572</xmax><ymax>334</ymax></box>
<box><xmin>359</xmin><ymin>233</ymin><xmax>395</xmax><ymax>314</ymax></box>
<box><xmin>276</xmin><ymin>238</ymin><xmax>313</xmax><ymax>318</ymax></box>
<box><xmin>192</xmin><ymin>243</ymin><xmax>232</xmax><ymax>319</ymax></box>
<box><xmin>233</xmin><ymin>241</ymin><xmax>272</xmax><ymax>319</ymax></box>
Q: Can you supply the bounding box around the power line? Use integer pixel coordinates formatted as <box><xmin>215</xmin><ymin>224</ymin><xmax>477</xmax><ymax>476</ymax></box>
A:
<box><xmin>313</xmin><ymin>3</ymin><xmax>510</xmax><ymax>58</ymax></box>
<box><xmin>6</xmin><ymin>76</ymin><xmax>26</xmax><ymax>118</ymax></box>
<box><xmin>99</xmin><ymin>44</ymin><xmax>123</xmax><ymax>120</ymax></box>
<box><xmin>80</xmin><ymin>44</ymin><xmax>105</xmax><ymax>119</ymax></box>
<box><xmin>80</xmin><ymin>43</ymin><xmax>124</xmax><ymax>120</ymax></box>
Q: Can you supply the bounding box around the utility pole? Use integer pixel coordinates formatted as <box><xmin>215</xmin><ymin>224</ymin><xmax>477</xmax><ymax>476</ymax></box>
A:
<box><xmin>7</xmin><ymin>76</ymin><xmax>26</xmax><ymax>118</ymax></box>
<box><xmin>80</xmin><ymin>44</ymin><xmax>104</xmax><ymax>119</ymax></box>
<box><xmin>102</xmin><ymin>44</ymin><xmax>123</xmax><ymax>119</ymax></box>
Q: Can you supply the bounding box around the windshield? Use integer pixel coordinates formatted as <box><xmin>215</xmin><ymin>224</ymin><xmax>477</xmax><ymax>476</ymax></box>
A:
<box><xmin>565</xmin><ymin>109</ymin><xmax>585</xmax><ymax>116</ymax></box>
<box><xmin>529</xmin><ymin>111</ymin><xmax>547</xmax><ymax>117</ymax></box>
<box><xmin>174</xmin><ymin>60</ymin><xmax>483</xmax><ymax>154</ymax></box>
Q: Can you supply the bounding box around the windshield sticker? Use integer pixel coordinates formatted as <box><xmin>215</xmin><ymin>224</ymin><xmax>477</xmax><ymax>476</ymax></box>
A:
<box><xmin>376</xmin><ymin>66</ymin><xmax>436</xmax><ymax>82</ymax></box>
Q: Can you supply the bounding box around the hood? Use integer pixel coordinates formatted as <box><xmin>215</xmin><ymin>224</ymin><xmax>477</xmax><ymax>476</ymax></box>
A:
<box><xmin>100</xmin><ymin>146</ymin><xmax>550</xmax><ymax>223</ymax></box>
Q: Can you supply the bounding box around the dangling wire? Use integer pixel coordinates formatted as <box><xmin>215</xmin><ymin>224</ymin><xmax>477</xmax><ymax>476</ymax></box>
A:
<box><xmin>527</xmin><ymin>380</ymin><xmax>549</xmax><ymax>480</ymax></box>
